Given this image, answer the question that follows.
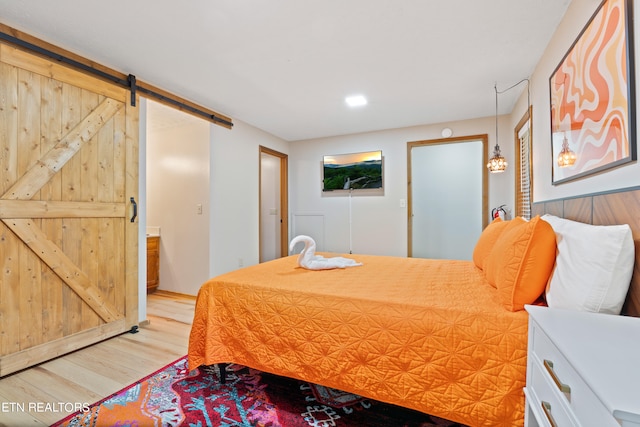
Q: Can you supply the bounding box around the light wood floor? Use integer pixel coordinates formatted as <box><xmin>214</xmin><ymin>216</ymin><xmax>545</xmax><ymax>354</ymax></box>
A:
<box><xmin>0</xmin><ymin>291</ymin><xmax>195</xmax><ymax>426</ymax></box>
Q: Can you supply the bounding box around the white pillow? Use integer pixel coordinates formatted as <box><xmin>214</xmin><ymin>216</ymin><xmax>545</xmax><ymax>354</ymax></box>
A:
<box><xmin>542</xmin><ymin>214</ymin><xmax>634</xmax><ymax>315</ymax></box>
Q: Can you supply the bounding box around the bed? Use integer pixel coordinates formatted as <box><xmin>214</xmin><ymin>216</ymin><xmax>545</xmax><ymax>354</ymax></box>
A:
<box><xmin>188</xmin><ymin>188</ymin><xmax>640</xmax><ymax>427</ymax></box>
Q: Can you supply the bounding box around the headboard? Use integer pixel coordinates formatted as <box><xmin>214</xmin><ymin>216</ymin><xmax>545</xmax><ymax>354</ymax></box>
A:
<box><xmin>532</xmin><ymin>186</ymin><xmax>640</xmax><ymax>317</ymax></box>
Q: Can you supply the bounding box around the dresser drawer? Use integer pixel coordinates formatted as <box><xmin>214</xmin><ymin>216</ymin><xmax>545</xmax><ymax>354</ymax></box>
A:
<box><xmin>530</xmin><ymin>322</ymin><xmax>620</xmax><ymax>426</ymax></box>
<box><xmin>527</xmin><ymin>360</ymin><xmax>578</xmax><ymax>427</ymax></box>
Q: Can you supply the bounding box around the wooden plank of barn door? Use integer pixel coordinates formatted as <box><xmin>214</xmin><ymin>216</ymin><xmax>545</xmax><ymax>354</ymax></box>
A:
<box><xmin>80</xmin><ymin>90</ymin><xmax>101</xmax><ymax>330</ymax></box>
<box><xmin>98</xmin><ymin>108</ymin><xmax>117</xmax><ymax>312</ymax></box>
<box><xmin>0</xmin><ymin>200</ymin><xmax>123</xmax><ymax>218</ymax></box>
<box><xmin>107</xmin><ymin>106</ymin><xmax>127</xmax><ymax>320</ymax></box>
<box><xmin>40</xmin><ymin>76</ymin><xmax>65</xmax><ymax>343</ymax></box>
<box><xmin>18</xmin><ymin>237</ymin><xmax>42</xmax><ymax>349</ymax></box>
<box><xmin>61</xmin><ymin>82</ymin><xmax>84</xmax><ymax>335</ymax></box>
<box><xmin>0</xmin><ymin>228</ymin><xmax>21</xmax><ymax>357</ymax></box>
<box><xmin>0</xmin><ymin>44</ymin><xmax>126</xmax><ymax>102</ymax></box>
<box><xmin>0</xmin><ymin>60</ymin><xmax>20</xmax><ymax>357</ymax></box>
<box><xmin>17</xmin><ymin>68</ymin><xmax>43</xmax><ymax>350</ymax></box>
<box><xmin>0</xmin><ymin>63</ymin><xmax>18</xmax><ymax>194</ymax></box>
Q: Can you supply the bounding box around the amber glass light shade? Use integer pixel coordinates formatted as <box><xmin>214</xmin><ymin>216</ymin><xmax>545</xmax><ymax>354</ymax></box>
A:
<box><xmin>487</xmin><ymin>143</ymin><xmax>508</xmax><ymax>173</ymax></box>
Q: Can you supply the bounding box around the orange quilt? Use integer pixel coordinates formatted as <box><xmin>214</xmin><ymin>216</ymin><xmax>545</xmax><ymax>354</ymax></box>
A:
<box><xmin>188</xmin><ymin>254</ymin><xmax>529</xmax><ymax>426</ymax></box>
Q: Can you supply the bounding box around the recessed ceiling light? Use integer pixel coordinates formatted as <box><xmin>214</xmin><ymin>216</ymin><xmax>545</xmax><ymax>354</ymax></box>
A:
<box><xmin>345</xmin><ymin>95</ymin><xmax>367</xmax><ymax>107</ymax></box>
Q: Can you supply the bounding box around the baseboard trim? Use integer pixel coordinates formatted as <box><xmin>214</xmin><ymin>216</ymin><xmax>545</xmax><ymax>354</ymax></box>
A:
<box><xmin>151</xmin><ymin>290</ymin><xmax>197</xmax><ymax>300</ymax></box>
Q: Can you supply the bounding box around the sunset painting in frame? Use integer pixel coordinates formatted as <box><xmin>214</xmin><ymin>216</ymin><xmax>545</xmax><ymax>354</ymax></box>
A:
<box><xmin>322</xmin><ymin>150</ymin><xmax>383</xmax><ymax>191</ymax></box>
<box><xmin>550</xmin><ymin>0</ymin><xmax>636</xmax><ymax>184</ymax></box>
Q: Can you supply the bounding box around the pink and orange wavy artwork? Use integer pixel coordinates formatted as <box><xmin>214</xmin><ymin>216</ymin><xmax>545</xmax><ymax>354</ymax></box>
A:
<box><xmin>550</xmin><ymin>0</ymin><xmax>630</xmax><ymax>181</ymax></box>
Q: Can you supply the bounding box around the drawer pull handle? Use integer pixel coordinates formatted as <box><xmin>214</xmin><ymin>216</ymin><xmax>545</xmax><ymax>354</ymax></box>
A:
<box><xmin>541</xmin><ymin>401</ymin><xmax>558</xmax><ymax>427</ymax></box>
<box><xmin>543</xmin><ymin>359</ymin><xmax>571</xmax><ymax>395</ymax></box>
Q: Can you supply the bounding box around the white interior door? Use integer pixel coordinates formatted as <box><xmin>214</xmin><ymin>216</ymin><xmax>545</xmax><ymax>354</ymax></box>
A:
<box><xmin>410</xmin><ymin>139</ymin><xmax>484</xmax><ymax>260</ymax></box>
<box><xmin>260</xmin><ymin>152</ymin><xmax>281</xmax><ymax>262</ymax></box>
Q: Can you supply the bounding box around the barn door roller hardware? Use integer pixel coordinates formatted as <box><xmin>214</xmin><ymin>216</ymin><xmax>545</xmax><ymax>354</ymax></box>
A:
<box><xmin>0</xmin><ymin>31</ymin><xmax>129</xmax><ymax>86</ymax></box>
<box><xmin>128</xmin><ymin>74</ymin><xmax>137</xmax><ymax>107</ymax></box>
<box><xmin>0</xmin><ymin>29</ymin><xmax>233</xmax><ymax>128</ymax></box>
<box><xmin>133</xmin><ymin>81</ymin><xmax>234</xmax><ymax>127</ymax></box>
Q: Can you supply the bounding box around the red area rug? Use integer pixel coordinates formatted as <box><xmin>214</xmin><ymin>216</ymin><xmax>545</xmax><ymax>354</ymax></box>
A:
<box><xmin>53</xmin><ymin>356</ymin><xmax>467</xmax><ymax>426</ymax></box>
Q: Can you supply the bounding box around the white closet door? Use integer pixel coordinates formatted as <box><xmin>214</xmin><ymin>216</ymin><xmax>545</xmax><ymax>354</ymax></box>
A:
<box><xmin>411</xmin><ymin>140</ymin><xmax>483</xmax><ymax>260</ymax></box>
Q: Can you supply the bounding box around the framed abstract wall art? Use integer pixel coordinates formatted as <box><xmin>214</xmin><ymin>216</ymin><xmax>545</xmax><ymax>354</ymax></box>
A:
<box><xmin>549</xmin><ymin>0</ymin><xmax>636</xmax><ymax>184</ymax></box>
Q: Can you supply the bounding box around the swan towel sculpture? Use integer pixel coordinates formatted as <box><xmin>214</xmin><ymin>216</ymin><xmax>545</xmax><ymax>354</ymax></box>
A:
<box><xmin>289</xmin><ymin>235</ymin><xmax>363</xmax><ymax>270</ymax></box>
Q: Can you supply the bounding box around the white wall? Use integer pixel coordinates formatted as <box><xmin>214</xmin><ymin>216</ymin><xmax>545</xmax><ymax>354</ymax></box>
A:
<box><xmin>146</xmin><ymin>103</ymin><xmax>211</xmax><ymax>295</ymax></box>
<box><xmin>217</xmin><ymin>0</ymin><xmax>640</xmax><ymax>265</ymax></box>
<box><xmin>209</xmin><ymin>119</ymin><xmax>289</xmax><ymax>276</ymax></box>
<box><xmin>289</xmin><ymin>116</ymin><xmax>513</xmax><ymax>257</ymax></box>
<box><xmin>141</xmin><ymin>0</ymin><xmax>640</xmax><ymax>300</ymax></box>
<box><xmin>515</xmin><ymin>0</ymin><xmax>640</xmax><ymax>202</ymax></box>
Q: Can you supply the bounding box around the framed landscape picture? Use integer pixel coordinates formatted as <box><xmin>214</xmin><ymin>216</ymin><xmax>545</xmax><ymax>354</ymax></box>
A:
<box><xmin>322</xmin><ymin>150</ymin><xmax>383</xmax><ymax>192</ymax></box>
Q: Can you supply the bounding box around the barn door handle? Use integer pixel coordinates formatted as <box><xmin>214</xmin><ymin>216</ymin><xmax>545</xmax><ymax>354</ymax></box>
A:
<box><xmin>130</xmin><ymin>197</ymin><xmax>138</xmax><ymax>222</ymax></box>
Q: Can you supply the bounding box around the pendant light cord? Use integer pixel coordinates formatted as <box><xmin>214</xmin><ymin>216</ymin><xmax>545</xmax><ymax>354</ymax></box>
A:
<box><xmin>494</xmin><ymin>77</ymin><xmax>531</xmax><ymax>148</ymax></box>
<box><xmin>496</xmin><ymin>78</ymin><xmax>530</xmax><ymax>106</ymax></box>
<box><xmin>495</xmin><ymin>83</ymin><xmax>499</xmax><ymax>147</ymax></box>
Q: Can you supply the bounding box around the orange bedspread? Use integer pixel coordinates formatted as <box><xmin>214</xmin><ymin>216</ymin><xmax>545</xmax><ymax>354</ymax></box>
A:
<box><xmin>188</xmin><ymin>254</ymin><xmax>529</xmax><ymax>426</ymax></box>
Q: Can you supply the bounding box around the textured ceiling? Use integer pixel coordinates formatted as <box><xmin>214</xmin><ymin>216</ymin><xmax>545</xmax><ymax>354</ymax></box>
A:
<box><xmin>0</xmin><ymin>0</ymin><xmax>572</xmax><ymax>141</ymax></box>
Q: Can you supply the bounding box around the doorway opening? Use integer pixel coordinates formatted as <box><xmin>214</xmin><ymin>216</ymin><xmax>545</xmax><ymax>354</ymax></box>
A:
<box><xmin>259</xmin><ymin>146</ymin><xmax>289</xmax><ymax>262</ymax></box>
<box><xmin>145</xmin><ymin>100</ymin><xmax>211</xmax><ymax>296</ymax></box>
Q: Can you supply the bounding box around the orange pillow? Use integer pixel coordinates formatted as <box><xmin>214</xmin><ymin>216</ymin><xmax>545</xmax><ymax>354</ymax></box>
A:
<box><xmin>473</xmin><ymin>218</ymin><xmax>508</xmax><ymax>270</ymax></box>
<box><xmin>483</xmin><ymin>217</ymin><xmax>526</xmax><ymax>286</ymax></box>
<box><xmin>487</xmin><ymin>216</ymin><xmax>557</xmax><ymax>311</ymax></box>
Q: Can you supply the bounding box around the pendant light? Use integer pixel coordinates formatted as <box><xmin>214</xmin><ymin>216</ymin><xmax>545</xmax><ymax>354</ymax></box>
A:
<box><xmin>487</xmin><ymin>83</ymin><xmax>507</xmax><ymax>173</ymax></box>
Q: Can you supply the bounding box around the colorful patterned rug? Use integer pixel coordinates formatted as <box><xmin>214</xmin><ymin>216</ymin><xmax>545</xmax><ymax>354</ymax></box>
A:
<box><xmin>53</xmin><ymin>356</ymin><xmax>467</xmax><ymax>427</ymax></box>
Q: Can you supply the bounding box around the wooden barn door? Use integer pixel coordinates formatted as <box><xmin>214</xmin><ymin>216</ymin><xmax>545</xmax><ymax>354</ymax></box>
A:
<box><xmin>0</xmin><ymin>42</ymin><xmax>139</xmax><ymax>376</ymax></box>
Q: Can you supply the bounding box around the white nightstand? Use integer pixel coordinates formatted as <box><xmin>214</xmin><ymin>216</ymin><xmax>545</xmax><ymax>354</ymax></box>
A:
<box><xmin>524</xmin><ymin>305</ymin><xmax>640</xmax><ymax>426</ymax></box>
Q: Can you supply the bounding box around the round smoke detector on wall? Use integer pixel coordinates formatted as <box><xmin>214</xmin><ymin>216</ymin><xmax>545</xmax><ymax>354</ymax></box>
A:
<box><xmin>441</xmin><ymin>128</ymin><xmax>453</xmax><ymax>138</ymax></box>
